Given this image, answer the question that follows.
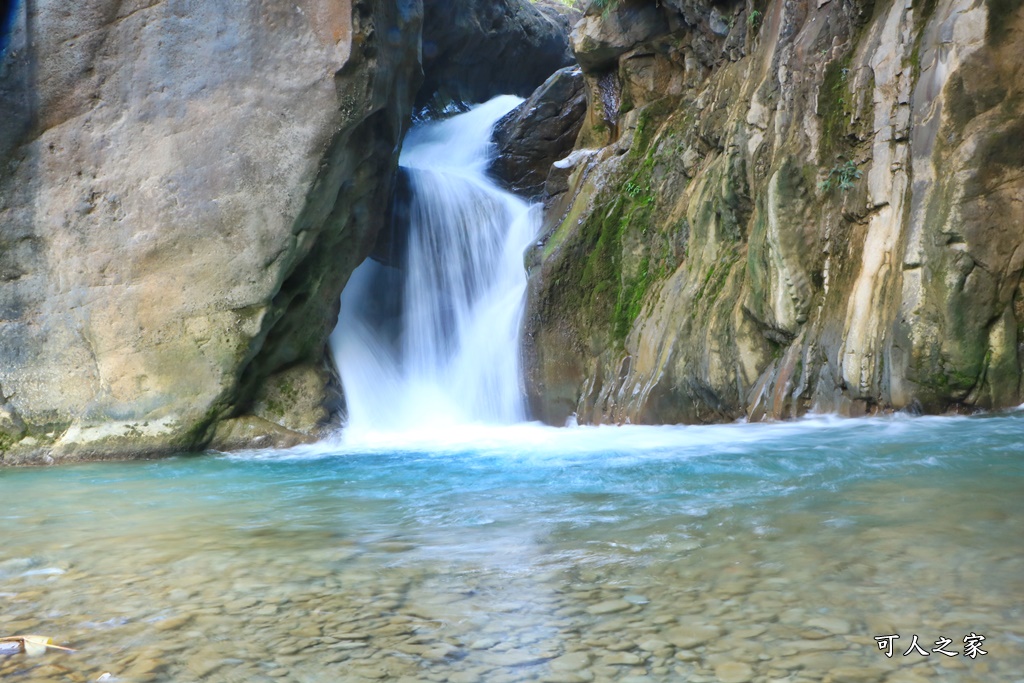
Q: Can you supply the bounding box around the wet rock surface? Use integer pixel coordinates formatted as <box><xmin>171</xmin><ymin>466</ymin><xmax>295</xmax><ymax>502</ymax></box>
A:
<box><xmin>570</xmin><ymin>0</ymin><xmax>670</xmax><ymax>72</ymax></box>
<box><xmin>0</xmin><ymin>0</ymin><xmax>575</xmax><ymax>463</ymax></box>
<box><xmin>491</xmin><ymin>67</ymin><xmax>587</xmax><ymax>199</ymax></box>
<box><xmin>0</xmin><ymin>0</ymin><xmax>423</xmax><ymax>463</ymax></box>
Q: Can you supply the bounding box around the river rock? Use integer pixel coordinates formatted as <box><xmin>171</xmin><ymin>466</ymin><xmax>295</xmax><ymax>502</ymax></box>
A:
<box><xmin>823</xmin><ymin>667</ymin><xmax>886</xmax><ymax>683</ymax></box>
<box><xmin>550</xmin><ymin>651</ymin><xmax>592</xmax><ymax>672</ymax></box>
<box><xmin>806</xmin><ymin>616</ymin><xmax>852</xmax><ymax>635</ymax></box>
<box><xmin>714</xmin><ymin>661</ymin><xmax>754</xmax><ymax>683</ymax></box>
<box><xmin>664</xmin><ymin>623</ymin><xmax>723</xmax><ymax>649</ymax></box>
<box><xmin>637</xmin><ymin>638</ymin><xmax>670</xmax><ymax>652</ymax></box>
<box><xmin>586</xmin><ymin>599</ymin><xmax>633</xmax><ymax>615</ymax></box>
<box><xmin>491</xmin><ymin>66</ymin><xmax>587</xmax><ymax>198</ymax></box>
<box><xmin>602</xmin><ymin>651</ymin><xmax>642</xmax><ymax>666</ymax></box>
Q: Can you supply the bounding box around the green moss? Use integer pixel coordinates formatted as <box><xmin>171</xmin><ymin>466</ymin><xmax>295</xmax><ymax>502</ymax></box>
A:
<box><xmin>572</xmin><ymin>173</ymin><xmax>658</xmax><ymax>345</ymax></box>
<box><xmin>579</xmin><ymin>198</ymin><xmax>626</xmax><ymax>327</ymax></box>
<box><xmin>929</xmin><ymin>364</ymin><xmax>979</xmax><ymax>398</ymax></box>
<box><xmin>260</xmin><ymin>375</ymin><xmax>299</xmax><ymax>419</ymax></box>
<box><xmin>546</xmin><ymin>99</ymin><xmax>697</xmax><ymax>351</ymax></box>
<box><xmin>173</xmin><ymin>404</ymin><xmax>224</xmax><ymax>451</ymax></box>
<box><xmin>613</xmin><ymin>257</ymin><xmax>652</xmax><ymax>341</ymax></box>
<box><xmin>819</xmin><ymin>55</ymin><xmax>855</xmax><ymax>162</ymax></box>
<box><xmin>544</xmin><ymin>180</ymin><xmax>599</xmax><ymax>260</ymax></box>
<box><xmin>695</xmin><ymin>250</ymin><xmax>739</xmax><ymax>306</ymax></box>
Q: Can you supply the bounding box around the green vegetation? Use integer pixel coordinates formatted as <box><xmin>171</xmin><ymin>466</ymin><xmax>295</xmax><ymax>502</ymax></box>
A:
<box><xmin>819</xmin><ymin>55</ymin><xmax>854</xmax><ymax>161</ymax></box>
<box><xmin>588</xmin><ymin>0</ymin><xmax>618</xmax><ymax>15</ymax></box>
<box><xmin>548</xmin><ymin>100</ymin><xmax>698</xmax><ymax>351</ymax></box>
<box><xmin>747</xmin><ymin>10</ymin><xmax>762</xmax><ymax>29</ymax></box>
<box><xmin>614</xmin><ymin>257</ymin><xmax>651</xmax><ymax>341</ymax></box>
<box><xmin>573</xmin><ymin>163</ymin><xmax>659</xmax><ymax>346</ymax></box>
<box><xmin>818</xmin><ymin>159</ymin><xmax>863</xmax><ymax>192</ymax></box>
<box><xmin>623</xmin><ymin>180</ymin><xmax>653</xmax><ymax>203</ymax></box>
<box><xmin>262</xmin><ymin>376</ymin><xmax>299</xmax><ymax>420</ymax></box>
<box><xmin>695</xmin><ymin>250</ymin><xmax>739</xmax><ymax>307</ymax></box>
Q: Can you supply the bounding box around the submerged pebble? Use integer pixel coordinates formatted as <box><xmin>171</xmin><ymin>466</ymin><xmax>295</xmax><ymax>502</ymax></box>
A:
<box><xmin>1</xmin><ymin>417</ymin><xmax>1022</xmax><ymax>682</ymax></box>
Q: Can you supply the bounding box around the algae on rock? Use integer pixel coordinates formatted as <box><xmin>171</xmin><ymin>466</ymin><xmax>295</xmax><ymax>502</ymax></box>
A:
<box><xmin>524</xmin><ymin>0</ymin><xmax>1024</xmax><ymax>424</ymax></box>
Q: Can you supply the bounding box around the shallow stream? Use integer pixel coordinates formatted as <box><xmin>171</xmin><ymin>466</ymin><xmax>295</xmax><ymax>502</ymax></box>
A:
<box><xmin>2</xmin><ymin>414</ymin><xmax>1022</xmax><ymax>682</ymax></box>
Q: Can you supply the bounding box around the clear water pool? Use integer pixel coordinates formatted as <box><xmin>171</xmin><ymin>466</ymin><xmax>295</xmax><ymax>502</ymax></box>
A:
<box><xmin>1</xmin><ymin>414</ymin><xmax>1022</xmax><ymax>682</ymax></box>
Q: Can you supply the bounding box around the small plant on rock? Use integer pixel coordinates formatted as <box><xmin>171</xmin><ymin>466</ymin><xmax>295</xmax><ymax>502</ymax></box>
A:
<box><xmin>819</xmin><ymin>159</ymin><xmax>863</xmax><ymax>193</ymax></box>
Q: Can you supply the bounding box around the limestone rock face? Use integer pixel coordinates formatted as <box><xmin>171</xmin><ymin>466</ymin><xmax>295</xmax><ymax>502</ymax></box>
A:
<box><xmin>490</xmin><ymin>67</ymin><xmax>587</xmax><ymax>199</ymax></box>
<box><xmin>418</xmin><ymin>0</ymin><xmax>579</xmax><ymax>110</ymax></box>
<box><xmin>525</xmin><ymin>0</ymin><xmax>1024</xmax><ymax>425</ymax></box>
<box><xmin>0</xmin><ymin>0</ymin><xmax>423</xmax><ymax>463</ymax></box>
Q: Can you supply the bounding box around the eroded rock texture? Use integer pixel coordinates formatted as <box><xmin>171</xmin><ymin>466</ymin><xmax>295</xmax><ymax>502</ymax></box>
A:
<box><xmin>525</xmin><ymin>0</ymin><xmax>1024</xmax><ymax>424</ymax></box>
<box><xmin>0</xmin><ymin>0</ymin><xmax>423</xmax><ymax>462</ymax></box>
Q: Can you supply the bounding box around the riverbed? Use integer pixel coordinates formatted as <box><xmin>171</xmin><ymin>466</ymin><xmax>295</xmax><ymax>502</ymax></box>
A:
<box><xmin>2</xmin><ymin>414</ymin><xmax>1022</xmax><ymax>682</ymax></box>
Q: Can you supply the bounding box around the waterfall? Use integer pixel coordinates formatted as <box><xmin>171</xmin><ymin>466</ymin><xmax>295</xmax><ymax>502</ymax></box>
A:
<box><xmin>330</xmin><ymin>96</ymin><xmax>539</xmax><ymax>436</ymax></box>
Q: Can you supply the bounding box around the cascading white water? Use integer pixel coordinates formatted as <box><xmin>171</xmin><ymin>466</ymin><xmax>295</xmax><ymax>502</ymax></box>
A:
<box><xmin>330</xmin><ymin>96</ymin><xmax>539</xmax><ymax>437</ymax></box>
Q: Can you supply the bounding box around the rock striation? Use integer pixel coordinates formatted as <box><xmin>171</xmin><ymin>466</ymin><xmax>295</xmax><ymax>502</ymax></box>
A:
<box><xmin>524</xmin><ymin>0</ymin><xmax>1024</xmax><ymax>424</ymax></box>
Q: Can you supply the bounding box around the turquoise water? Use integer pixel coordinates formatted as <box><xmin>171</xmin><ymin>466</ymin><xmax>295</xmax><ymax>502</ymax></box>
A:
<box><xmin>1</xmin><ymin>414</ymin><xmax>1022</xmax><ymax>682</ymax></box>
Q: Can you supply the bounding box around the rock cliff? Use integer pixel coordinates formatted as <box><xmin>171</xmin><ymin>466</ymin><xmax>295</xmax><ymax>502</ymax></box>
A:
<box><xmin>0</xmin><ymin>0</ymin><xmax>424</xmax><ymax>463</ymax></box>
<box><xmin>525</xmin><ymin>0</ymin><xmax>1024</xmax><ymax>424</ymax></box>
<box><xmin>0</xmin><ymin>0</ymin><xmax>571</xmax><ymax>463</ymax></box>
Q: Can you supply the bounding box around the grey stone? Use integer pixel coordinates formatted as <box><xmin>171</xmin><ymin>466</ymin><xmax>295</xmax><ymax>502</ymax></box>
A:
<box><xmin>492</xmin><ymin>67</ymin><xmax>587</xmax><ymax>198</ymax></box>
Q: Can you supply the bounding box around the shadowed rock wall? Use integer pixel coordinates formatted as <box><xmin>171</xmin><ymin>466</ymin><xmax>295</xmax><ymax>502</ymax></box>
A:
<box><xmin>525</xmin><ymin>0</ymin><xmax>1024</xmax><ymax>424</ymax></box>
<box><xmin>418</xmin><ymin>0</ymin><xmax>579</xmax><ymax>111</ymax></box>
